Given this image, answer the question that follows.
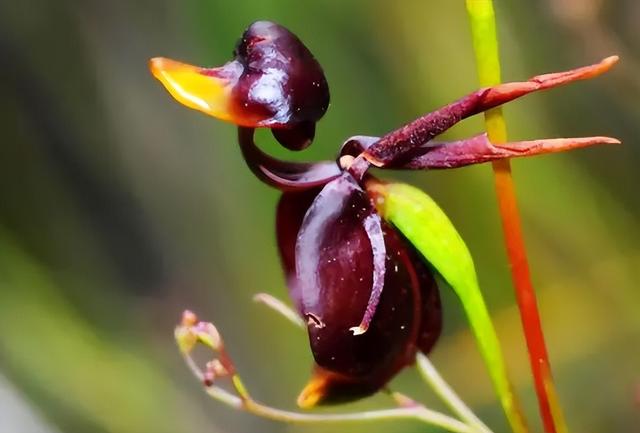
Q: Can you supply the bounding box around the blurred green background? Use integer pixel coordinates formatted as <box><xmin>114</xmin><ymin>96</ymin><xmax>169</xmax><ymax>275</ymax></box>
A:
<box><xmin>1</xmin><ymin>0</ymin><xmax>638</xmax><ymax>432</ymax></box>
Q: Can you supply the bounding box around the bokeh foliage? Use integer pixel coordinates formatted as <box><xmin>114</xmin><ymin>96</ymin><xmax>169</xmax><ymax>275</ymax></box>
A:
<box><xmin>0</xmin><ymin>1</ymin><xmax>638</xmax><ymax>432</ymax></box>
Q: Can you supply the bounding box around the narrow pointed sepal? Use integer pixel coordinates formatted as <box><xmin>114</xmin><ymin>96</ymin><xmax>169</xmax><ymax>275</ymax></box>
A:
<box><xmin>363</xmin><ymin>56</ymin><xmax>619</xmax><ymax>166</ymax></box>
<box><xmin>480</xmin><ymin>55</ymin><xmax>619</xmax><ymax>108</ymax></box>
<box><xmin>400</xmin><ymin>133</ymin><xmax>620</xmax><ymax>169</ymax></box>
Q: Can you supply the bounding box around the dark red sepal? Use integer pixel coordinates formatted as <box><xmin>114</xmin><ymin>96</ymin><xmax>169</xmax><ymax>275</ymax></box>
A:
<box><xmin>238</xmin><ymin>127</ymin><xmax>341</xmax><ymax>191</ymax></box>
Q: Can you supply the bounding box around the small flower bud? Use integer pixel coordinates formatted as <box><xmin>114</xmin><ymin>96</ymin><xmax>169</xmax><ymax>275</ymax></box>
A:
<box><xmin>194</xmin><ymin>322</ymin><xmax>222</xmax><ymax>351</ymax></box>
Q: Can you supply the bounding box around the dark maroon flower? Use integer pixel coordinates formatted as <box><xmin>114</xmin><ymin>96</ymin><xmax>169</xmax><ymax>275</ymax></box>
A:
<box><xmin>150</xmin><ymin>19</ymin><xmax>618</xmax><ymax>407</ymax></box>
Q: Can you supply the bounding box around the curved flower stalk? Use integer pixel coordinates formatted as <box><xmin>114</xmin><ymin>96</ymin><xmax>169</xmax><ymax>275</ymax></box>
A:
<box><xmin>176</xmin><ymin>308</ymin><xmax>490</xmax><ymax>433</ymax></box>
<box><xmin>175</xmin><ymin>308</ymin><xmax>484</xmax><ymax>433</ymax></box>
<box><xmin>150</xmin><ymin>19</ymin><xmax>619</xmax><ymax>433</ymax></box>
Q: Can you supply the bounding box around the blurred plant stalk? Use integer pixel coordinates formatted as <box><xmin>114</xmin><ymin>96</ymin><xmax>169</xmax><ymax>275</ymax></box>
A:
<box><xmin>465</xmin><ymin>1</ymin><xmax>569</xmax><ymax>433</ymax></box>
<box><xmin>175</xmin><ymin>308</ymin><xmax>493</xmax><ymax>433</ymax></box>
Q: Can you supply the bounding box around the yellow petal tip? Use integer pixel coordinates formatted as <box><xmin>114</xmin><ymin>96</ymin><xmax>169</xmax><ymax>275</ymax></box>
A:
<box><xmin>148</xmin><ymin>57</ymin><xmax>233</xmax><ymax>121</ymax></box>
<box><xmin>296</xmin><ymin>374</ymin><xmax>329</xmax><ymax>409</ymax></box>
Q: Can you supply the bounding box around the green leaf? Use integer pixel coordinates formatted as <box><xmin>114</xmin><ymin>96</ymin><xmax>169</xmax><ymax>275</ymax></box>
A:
<box><xmin>370</xmin><ymin>181</ymin><xmax>523</xmax><ymax>431</ymax></box>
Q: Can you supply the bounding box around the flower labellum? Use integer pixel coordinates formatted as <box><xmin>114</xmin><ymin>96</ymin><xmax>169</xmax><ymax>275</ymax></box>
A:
<box><xmin>150</xmin><ymin>20</ymin><xmax>330</xmax><ymax>150</ymax></box>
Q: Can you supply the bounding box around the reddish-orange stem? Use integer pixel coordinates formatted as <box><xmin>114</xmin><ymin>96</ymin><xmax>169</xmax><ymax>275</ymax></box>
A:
<box><xmin>492</xmin><ymin>158</ymin><xmax>563</xmax><ymax>433</ymax></box>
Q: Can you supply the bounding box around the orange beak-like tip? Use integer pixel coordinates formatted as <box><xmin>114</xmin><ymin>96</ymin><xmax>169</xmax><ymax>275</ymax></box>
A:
<box><xmin>603</xmin><ymin>55</ymin><xmax>620</xmax><ymax>67</ymax></box>
<box><xmin>148</xmin><ymin>57</ymin><xmax>165</xmax><ymax>78</ymax></box>
<box><xmin>297</xmin><ymin>374</ymin><xmax>329</xmax><ymax>409</ymax></box>
<box><xmin>148</xmin><ymin>56</ymin><xmax>234</xmax><ymax>122</ymax></box>
<box><xmin>595</xmin><ymin>55</ymin><xmax>619</xmax><ymax>76</ymax></box>
<box><xmin>148</xmin><ymin>57</ymin><xmax>195</xmax><ymax>82</ymax></box>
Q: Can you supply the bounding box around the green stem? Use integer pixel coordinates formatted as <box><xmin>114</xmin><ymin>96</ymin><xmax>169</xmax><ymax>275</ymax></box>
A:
<box><xmin>464</xmin><ymin>2</ymin><xmax>568</xmax><ymax>433</ymax></box>
<box><xmin>253</xmin><ymin>293</ymin><xmax>305</xmax><ymax>328</ymax></box>
<box><xmin>252</xmin><ymin>298</ymin><xmax>493</xmax><ymax>432</ymax></box>
<box><xmin>416</xmin><ymin>353</ymin><xmax>492</xmax><ymax>433</ymax></box>
<box><xmin>182</xmin><ymin>340</ymin><xmax>472</xmax><ymax>433</ymax></box>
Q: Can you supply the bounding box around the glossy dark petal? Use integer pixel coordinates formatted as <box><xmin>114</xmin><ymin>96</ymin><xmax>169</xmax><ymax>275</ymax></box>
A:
<box><xmin>276</xmin><ymin>174</ymin><xmax>442</xmax><ymax>405</ymax></box>
<box><xmin>363</xmin><ymin>56</ymin><xmax>618</xmax><ymax>166</ymax></box>
<box><xmin>299</xmin><ymin>218</ymin><xmax>442</xmax><ymax>405</ymax></box>
<box><xmin>414</xmin><ymin>252</ymin><xmax>442</xmax><ymax>354</ymax></box>
<box><xmin>230</xmin><ymin>21</ymin><xmax>330</xmax><ymax>130</ymax></box>
<box><xmin>276</xmin><ymin>188</ymin><xmax>321</xmax><ymax>311</ymax></box>
<box><xmin>238</xmin><ymin>127</ymin><xmax>341</xmax><ymax>191</ymax></box>
<box><xmin>295</xmin><ymin>175</ymin><xmax>414</xmax><ymax>374</ymax></box>
<box><xmin>271</xmin><ymin>120</ymin><xmax>316</xmax><ymax>151</ymax></box>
